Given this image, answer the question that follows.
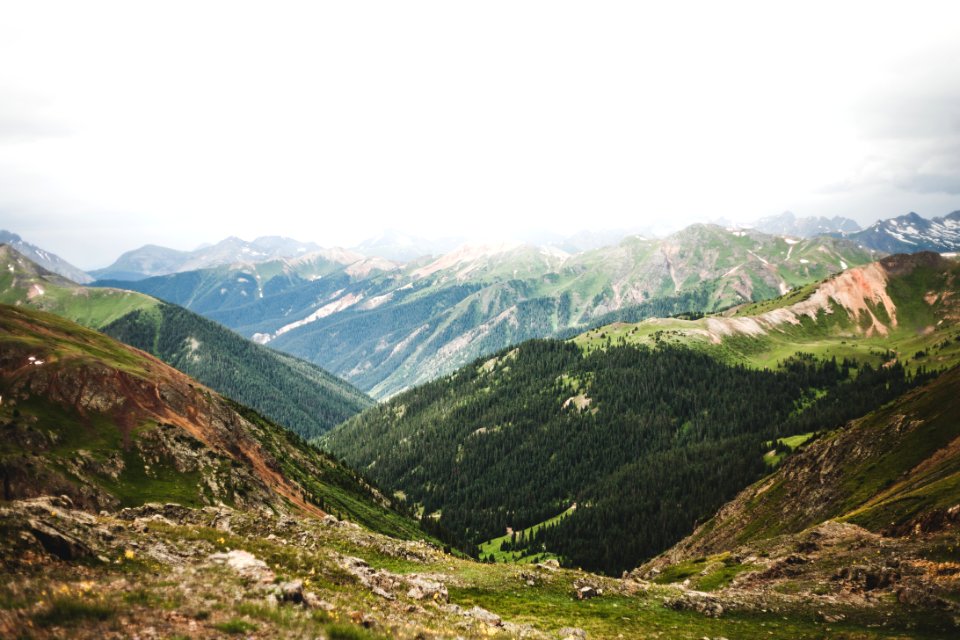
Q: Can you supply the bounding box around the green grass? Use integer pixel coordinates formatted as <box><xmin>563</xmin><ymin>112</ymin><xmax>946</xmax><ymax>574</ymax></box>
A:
<box><xmin>763</xmin><ymin>432</ymin><xmax>816</xmax><ymax>468</ymax></box>
<box><xmin>653</xmin><ymin>558</ymin><xmax>708</xmax><ymax>584</ymax></box>
<box><xmin>213</xmin><ymin>618</ymin><xmax>257</xmax><ymax>634</ymax></box>
<box><xmin>696</xmin><ymin>560</ymin><xmax>759</xmax><ymax>591</ymax></box>
<box><xmin>32</xmin><ymin>596</ymin><xmax>115</xmax><ymax>627</ymax></box>
<box><xmin>0</xmin><ymin>266</ymin><xmax>157</xmax><ymax>329</ymax></box>
<box><xmin>325</xmin><ymin>624</ymin><xmax>389</xmax><ymax>640</ymax></box>
<box><xmin>478</xmin><ymin>505</ymin><xmax>576</xmax><ymax>563</ymax></box>
<box><xmin>447</xmin><ymin>583</ymin><xmax>944</xmax><ymax>639</ymax></box>
<box><xmin>98</xmin><ymin>441</ymin><xmax>207</xmax><ymax>508</ymax></box>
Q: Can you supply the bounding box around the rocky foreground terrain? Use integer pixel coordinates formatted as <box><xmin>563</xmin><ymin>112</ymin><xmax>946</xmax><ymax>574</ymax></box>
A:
<box><xmin>1</xmin><ymin>494</ymin><xmax>957</xmax><ymax>639</ymax></box>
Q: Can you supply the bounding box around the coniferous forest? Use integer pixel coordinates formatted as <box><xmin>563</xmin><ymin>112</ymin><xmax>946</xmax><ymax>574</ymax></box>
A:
<box><xmin>102</xmin><ymin>303</ymin><xmax>373</xmax><ymax>438</ymax></box>
<box><xmin>324</xmin><ymin>340</ymin><xmax>933</xmax><ymax>574</ymax></box>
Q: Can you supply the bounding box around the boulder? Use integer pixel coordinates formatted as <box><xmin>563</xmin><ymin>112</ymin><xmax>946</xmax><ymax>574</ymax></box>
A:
<box><xmin>663</xmin><ymin>592</ymin><xmax>724</xmax><ymax>618</ymax></box>
<box><xmin>28</xmin><ymin>519</ymin><xmax>91</xmax><ymax>560</ymax></box>
<box><xmin>405</xmin><ymin>575</ymin><xmax>448</xmax><ymax>603</ymax></box>
<box><xmin>209</xmin><ymin>549</ymin><xmax>275</xmax><ymax>582</ymax></box>
<box><xmin>278</xmin><ymin>580</ymin><xmax>304</xmax><ymax>604</ymax></box>
<box><xmin>576</xmin><ymin>586</ymin><xmax>598</xmax><ymax>600</ymax></box>
<box><xmin>466</xmin><ymin>605</ymin><xmax>502</xmax><ymax>626</ymax></box>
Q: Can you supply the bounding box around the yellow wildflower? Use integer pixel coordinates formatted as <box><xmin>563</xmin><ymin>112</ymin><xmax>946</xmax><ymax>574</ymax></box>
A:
<box><xmin>124</xmin><ymin>549</ymin><xmax>135</xmax><ymax>560</ymax></box>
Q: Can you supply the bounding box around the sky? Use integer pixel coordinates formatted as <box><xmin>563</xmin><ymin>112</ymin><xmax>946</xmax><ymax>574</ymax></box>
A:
<box><xmin>1</xmin><ymin>1</ymin><xmax>959</xmax><ymax>269</ymax></box>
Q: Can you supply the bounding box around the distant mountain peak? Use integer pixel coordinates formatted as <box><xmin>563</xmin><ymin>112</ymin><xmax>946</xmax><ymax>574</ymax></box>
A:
<box><xmin>91</xmin><ymin>235</ymin><xmax>325</xmax><ymax>281</ymax></box>
<box><xmin>751</xmin><ymin>212</ymin><xmax>860</xmax><ymax>237</ymax></box>
<box><xmin>0</xmin><ymin>230</ymin><xmax>93</xmax><ymax>284</ymax></box>
<box><xmin>843</xmin><ymin>210</ymin><xmax>960</xmax><ymax>254</ymax></box>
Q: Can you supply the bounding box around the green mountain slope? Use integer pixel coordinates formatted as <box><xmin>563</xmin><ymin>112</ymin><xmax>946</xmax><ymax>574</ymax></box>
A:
<box><xmin>1</xmin><ymin>245</ymin><xmax>158</xmax><ymax>326</ymax></box>
<box><xmin>635</xmin><ymin>365</ymin><xmax>960</xmax><ymax>625</ymax></box>
<box><xmin>324</xmin><ymin>341</ymin><xmax>932</xmax><ymax>575</ymax></box>
<box><xmin>323</xmin><ymin>253</ymin><xmax>957</xmax><ymax>575</ymax></box>
<box><xmin>575</xmin><ymin>252</ymin><xmax>960</xmax><ymax>373</ymax></box>
<box><xmin>101</xmin><ymin>304</ymin><xmax>373</xmax><ymax>439</ymax></box>
<box><xmin>1</xmin><ymin>245</ymin><xmax>372</xmax><ymax>438</ymax></box>
<box><xmin>654</xmin><ymin>365</ymin><xmax>960</xmax><ymax>561</ymax></box>
<box><xmin>0</xmin><ymin>304</ymin><xmax>420</xmax><ymax>539</ymax></box>
<box><xmin>106</xmin><ymin>226</ymin><xmax>880</xmax><ymax>398</ymax></box>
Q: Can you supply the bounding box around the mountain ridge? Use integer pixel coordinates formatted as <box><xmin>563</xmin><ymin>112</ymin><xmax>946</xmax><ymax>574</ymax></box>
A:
<box><xmin>89</xmin><ymin>235</ymin><xmax>339</xmax><ymax>281</ymax></box>
<box><xmin>0</xmin><ymin>230</ymin><xmax>94</xmax><ymax>284</ymax></box>
<box><xmin>103</xmin><ymin>225</ymin><xmax>881</xmax><ymax>398</ymax></box>
<box><xmin>1</xmin><ymin>245</ymin><xmax>373</xmax><ymax>438</ymax></box>
<box><xmin>751</xmin><ymin>211</ymin><xmax>861</xmax><ymax>237</ymax></box>
<box><xmin>837</xmin><ymin>210</ymin><xmax>960</xmax><ymax>254</ymax></box>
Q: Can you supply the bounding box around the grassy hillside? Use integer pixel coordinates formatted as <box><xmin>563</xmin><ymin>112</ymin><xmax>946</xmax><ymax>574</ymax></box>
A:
<box><xmin>1</xmin><ymin>245</ymin><xmax>372</xmax><ymax>438</ymax></box>
<box><xmin>575</xmin><ymin>252</ymin><xmax>960</xmax><ymax>374</ymax></box>
<box><xmin>478</xmin><ymin>505</ymin><xmax>575</xmax><ymax>564</ymax></box>
<box><xmin>0</xmin><ymin>303</ymin><xmax>419</xmax><ymax>540</ymax></box>
<box><xmin>3</xmin><ymin>492</ymin><xmax>953</xmax><ymax>639</ymax></box>
<box><xmin>101</xmin><ymin>304</ymin><xmax>372</xmax><ymax>439</ymax></box>
<box><xmin>0</xmin><ymin>245</ymin><xmax>157</xmax><ymax>326</ymax></box>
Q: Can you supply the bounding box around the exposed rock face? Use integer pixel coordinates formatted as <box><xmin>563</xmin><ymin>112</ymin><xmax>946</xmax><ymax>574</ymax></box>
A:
<box><xmin>0</xmin><ymin>304</ymin><xmax>329</xmax><ymax>518</ymax></box>
<box><xmin>27</xmin><ymin>518</ymin><xmax>92</xmax><ymax>560</ymax></box>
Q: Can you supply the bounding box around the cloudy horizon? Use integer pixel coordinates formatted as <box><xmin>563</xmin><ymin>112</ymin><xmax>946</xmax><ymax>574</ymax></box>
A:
<box><xmin>2</xmin><ymin>1</ymin><xmax>959</xmax><ymax>269</ymax></box>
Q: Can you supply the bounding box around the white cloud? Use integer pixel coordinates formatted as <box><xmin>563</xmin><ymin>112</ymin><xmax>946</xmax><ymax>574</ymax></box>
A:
<box><xmin>0</xmin><ymin>1</ymin><xmax>958</xmax><ymax>268</ymax></box>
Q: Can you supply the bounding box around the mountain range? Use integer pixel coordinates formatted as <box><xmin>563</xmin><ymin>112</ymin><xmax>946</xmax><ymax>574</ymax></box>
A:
<box><xmin>2</xmin><ymin>228</ymin><xmax>959</xmax><ymax>636</ymax></box>
<box><xmin>104</xmin><ymin>225</ymin><xmax>879</xmax><ymax>398</ymax></box>
<box><xmin>837</xmin><ymin>210</ymin><xmax>960</xmax><ymax>254</ymax></box>
<box><xmin>323</xmin><ymin>251</ymin><xmax>960</xmax><ymax>573</ymax></box>
<box><xmin>89</xmin><ymin>235</ymin><xmax>331</xmax><ymax>281</ymax></box>
<box><xmin>750</xmin><ymin>211</ymin><xmax>861</xmax><ymax>237</ymax></box>
<box><xmin>0</xmin><ymin>245</ymin><xmax>372</xmax><ymax>439</ymax></box>
<box><xmin>0</xmin><ymin>230</ymin><xmax>94</xmax><ymax>284</ymax></box>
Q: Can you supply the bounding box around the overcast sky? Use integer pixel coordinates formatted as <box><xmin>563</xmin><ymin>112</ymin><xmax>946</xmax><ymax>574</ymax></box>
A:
<box><xmin>1</xmin><ymin>1</ymin><xmax>959</xmax><ymax>269</ymax></box>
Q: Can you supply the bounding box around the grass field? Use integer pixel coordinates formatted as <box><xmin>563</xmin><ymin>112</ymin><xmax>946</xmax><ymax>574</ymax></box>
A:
<box><xmin>477</xmin><ymin>505</ymin><xmax>576</xmax><ymax>564</ymax></box>
<box><xmin>763</xmin><ymin>432</ymin><xmax>816</xmax><ymax>468</ymax></box>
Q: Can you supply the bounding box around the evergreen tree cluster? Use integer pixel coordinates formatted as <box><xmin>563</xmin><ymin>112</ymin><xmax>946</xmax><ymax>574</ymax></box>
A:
<box><xmin>102</xmin><ymin>303</ymin><xmax>373</xmax><ymax>439</ymax></box>
<box><xmin>325</xmin><ymin>340</ymin><xmax>933</xmax><ymax>574</ymax></box>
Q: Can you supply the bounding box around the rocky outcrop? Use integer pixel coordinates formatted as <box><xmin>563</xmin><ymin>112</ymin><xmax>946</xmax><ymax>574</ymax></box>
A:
<box><xmin>0</xmin><ymin>304</ymin><xmax>344</xmax><ymax>519</ymax></box>
<box><xmin>336</xmin><ymin>555</ymin><xmax>449</xmax><ymax>603</ymax></box>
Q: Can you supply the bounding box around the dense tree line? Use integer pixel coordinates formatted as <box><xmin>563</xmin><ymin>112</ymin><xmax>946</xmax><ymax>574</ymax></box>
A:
<box><xmin>102</xmin><ymin>303</ymin><xmax>372</xmax><ymax>439</ymax></box>
<box><xmin>324</xmin><ymin>340</ymin><xmax>934</xmax><ymax>574</ymax></box>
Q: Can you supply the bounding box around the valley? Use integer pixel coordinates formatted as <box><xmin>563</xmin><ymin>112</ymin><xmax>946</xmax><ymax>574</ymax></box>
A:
<box><xmin>5</xmin><ymin>7</ymin><xmax>960</xmax><ymax>636</ymax></box>
<box><xmin>1</xmin><ymin>232</ymin><xmax>959</xmax><ymax>638</ymax></box>
<box><xmin>0</xmin><ymin>300</ymin><xmax>957</xmax><ymax>638</ymax></box>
